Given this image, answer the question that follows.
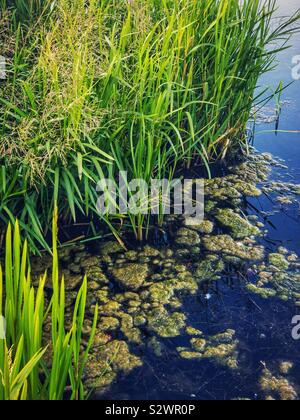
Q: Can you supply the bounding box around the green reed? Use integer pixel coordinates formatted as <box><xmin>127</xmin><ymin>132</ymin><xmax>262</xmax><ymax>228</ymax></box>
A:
<box><xmin>0</xmin><ymin>0</ymin><xmax>299</xmax><ymax>248</ymax></box>
<box><xmin>0</xmin><ymin>211</ymin><xmax>98</xmax><ymax>400</ymax></box>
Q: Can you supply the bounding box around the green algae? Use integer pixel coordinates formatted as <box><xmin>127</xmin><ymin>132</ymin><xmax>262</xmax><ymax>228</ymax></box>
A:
<box><xmin>139</xmin><ymin>245</ymin><xmax>160</xmax><ymax>258</ymax></box>
<box><xmin>276</xmin><ymin>196</ymin><xmax>294</xmax><ymax>205</ymax></box>
<box><xmin>203</xmin><ymin>234</ymin><xmax>264</xmax><ymax>261</ymax></box>
<box><xmin>85</xmin><ymin>370</ymin><xmax>117</xmax><ymax>390</ymax></box>
<box><xmin>175</xmin><ymin>228</ymin><xmax>201</xmax><ymax>246</ymax></box>
<box><xmin>269</xmin><ymin>253</ymin><xmax>290</xmax><ymax>270</ymax></box>
<box><xmin>177</xmin><ymin>329</ymin><xmax>239</xmax><ymax>370</ymax></box>
<box><xmin>202</xmin><ymin>344</ymin><xmax>238</xmax><ymax>370</ymax></box>
<box><xmin>99</xmin><ymin>300</ymin><xmax>121</xmax><ymax>316</ymax></box>
<box><xmin>148</xmin><ymin>337</ymin><xmax>164</xmax><ymax>357</ymax></box>
<box><xmin>209</xmin><ymin>329</ymin><xmax>236</xmax><ymax>345</ymax></box>
<box><xmin>279</xmin><ymin>362</ymin><xmax>294</xmax><ymax>375</ymax></box>
<box><xmin>99</xmin><ymin>340</ymin><xmax>143</xmax><ymax>374</ymax></box>
<box><xmin>148</xmin><ymin>283</ymin><xmax>174</xmax><ymax>303</ymax></box>
<box><xmin>93</xmin><ymin>331</ymin><xmax>114</xmax><ymax>347</ymax></box>
<box><xmin>179</xmin><ymin>351</ymin><xmax>203</xmax><ymax>360</ymax></box>
<box><xmin>195</xmin><ymin>256</ymin><xmax>225</xmax><ymax>282</ymax></box>
<box><xmin>205</xmin><ymin>200</ymin><xmax>217</xmax><ymax>213</ymax></box>
<box><xmin>185</xmin><ymin>219</ymin><xmax>214</xmax><ymax>234</ymax></box>
<box><xmin>31</xmin><ymin>150</ymin><xmax>300</xmax><ymax>396</ymax></box>
<box><xmin>234</xmin><ymin>181</ymin><xmax>262</xmax><ymax>197</ymax></box>
<box><xmin>98</xmin><ymin>317</ymin><xmax>120</xmax><ymax>331</ymax></box>
<box><xmin>118</xmin><ymin>313</ymin><xmax>143</xmax><ymax>344</ymax></box>
<box><xmin>84</xmin><ymin>353</ymin><xmax>117</xmax><ymax>390</ymax></box>
<box><xmin>100</xmin><ymin>241</ymin><xmax>124</xmax><ymax>256</ymax></box>
<box><xmin>147</xmin><ymin>308</ymin><xmax>186</xmax><ymax>338</ymax></box>
<box><xmin>190</xmin><ymin>338</ymin><xmax>207</xmax><ymax>352</ymax></box>
<box><xmin>186</xmin><ymin>327</ymin><xmax>203</xmax><ymax>336</ymax></box>
<box><xmin>134</xmin><ymin>315</ymin><xmax>147</xmax><ymax>327</ymax></box>
<box><xmin>86</xmin><ymin>266</ymin><xmax>109</xmax><ymax>285</ymax></box>
<box><xmin>80</xmin><ymin>256</ymin><xmax>101</xmax><ymax>268</ymax></box>
<box><xmin>215</xmin><ymin>208</ymin><xmax>261</xmax><ymax>239</ymax></box>
<box><xmin>252</xmin><ymin>252</ymin><xmax>300</xmax><ymax>302</ymax></box>
<box><xmin>260</xmin><ymin>368</ymin><xmax>298</xmax><ymax>401</ymax></box>
<box><xmin>94</xmin><ymin>289</ymin><xmax>110</xmax><ymax>304</ymax></box>
<box><xmin>110</xmin><ymin>263</ymin><xmax>149</xmax><ymax>291</ymax></box>
<box><xmin>202</xmin><ymin>330</ymin><xmax>239</xmax><ymax>370</ymax></box>
<box><xmin>246</xmin><ymin>284</ymin><xmax>277</xmax><ymax>299</ymax></box>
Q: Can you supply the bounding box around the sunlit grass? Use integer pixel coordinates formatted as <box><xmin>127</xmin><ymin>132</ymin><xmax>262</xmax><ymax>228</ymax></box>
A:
<box><xmin>0</xmin><ymin>0</ymin><xmax>299</xmax><ymax>248</ymax></box>
<box><xmin>0</xmin><ymin>211</ymin><xmax>98</xmax><ymax>400</ymax></box>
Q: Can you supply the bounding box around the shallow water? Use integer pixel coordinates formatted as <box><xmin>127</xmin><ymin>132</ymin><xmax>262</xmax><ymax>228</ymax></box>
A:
<box><xmin>254</xmin><ymin>0</ymin><xmax>300</xmax><ymax>257</ymax></box>
<box><xmin>32</xmin><ymin>0</ymin><xmax>300</xmax><ymax>401</ymax></box>
<box><xmin>93</xmin><ymin>1</ymin><xmax>300</xmax><ymax>400</ymax></box>
<box><xmin>54</xmin><ymin>152</ymin><xmax>294</xmax><ymax>402</ymax></box>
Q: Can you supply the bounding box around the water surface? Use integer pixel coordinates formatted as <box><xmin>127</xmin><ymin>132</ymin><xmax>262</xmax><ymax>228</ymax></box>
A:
<box><xmin>89</xmin><ymin>0</ymin><xmax>300</xmax><ymax>401</ymax></box>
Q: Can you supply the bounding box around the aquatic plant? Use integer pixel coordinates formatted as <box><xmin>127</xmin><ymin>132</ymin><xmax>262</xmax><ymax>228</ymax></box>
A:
<box><xmin>0</xmin><ymin>211</ymin><xmax>98</xmax><ymax>400</ymax></box>
<box><xmin>0</xmin><ymin>338</ymin><xmax>46</xmax><ymax>400</ymax></box>
<box><xmin>0</xmin><ymin>0</ymin><xmax>300</xmax><ymax>249</ymax></box>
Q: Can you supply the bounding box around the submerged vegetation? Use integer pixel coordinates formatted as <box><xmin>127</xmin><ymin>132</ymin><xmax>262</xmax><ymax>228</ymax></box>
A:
<box><xmin>10</xmin><ymin>151</ymin><xmax>297</xmax><ymax>400</ymax></box>
<box><xmin>0</xmin><ymin>0</ymin><xmax>299</xmax><ymax>249</ymax></box>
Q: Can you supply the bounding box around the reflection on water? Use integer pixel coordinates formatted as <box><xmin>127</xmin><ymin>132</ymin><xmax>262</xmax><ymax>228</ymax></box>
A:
<box><xmin>255</xmin><ymin>0</ymin><xmax>300</xmax><ymax>256</ymax></box>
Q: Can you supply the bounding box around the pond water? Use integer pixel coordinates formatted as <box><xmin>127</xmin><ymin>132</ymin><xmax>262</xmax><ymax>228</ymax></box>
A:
<box><xmin>254</xmin><ymin>0</ymin><xmax>300</xmax><ymax>256</ymax></box>
<box><xmin>34</xmin><ymin>0</ymin><xmax>300</xmax><ymax>401</ymax></box>
<box><xmin>86</xmin><ymin>0</ymin><xmax>300</xmax><ymax>401</ymax></box>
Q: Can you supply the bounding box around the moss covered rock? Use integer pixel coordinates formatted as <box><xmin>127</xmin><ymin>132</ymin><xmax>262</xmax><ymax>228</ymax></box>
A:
<box><xmin>111</xmin><ymin>263</ymin><xmax>149</xmax><ymax>291</ymax></box>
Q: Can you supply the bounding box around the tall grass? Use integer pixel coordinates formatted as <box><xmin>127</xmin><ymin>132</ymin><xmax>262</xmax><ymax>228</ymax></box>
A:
<box><xmin>0</xmin><ymin>211</ymin><xmax>98</xmax><ymax>400</ymax></box>
<box><xmin>0</xmin><ymin>0</ymin><xmax>299</xmax><ymax>248</ymax></box>
<box><xmin>0</xmin><ymin>0</ymin><xmax>51</xmax><ymax>22</ymax></box>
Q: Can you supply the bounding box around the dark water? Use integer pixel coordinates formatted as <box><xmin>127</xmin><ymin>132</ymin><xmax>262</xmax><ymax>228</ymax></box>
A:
<box><xmin>96</xmin><ymin>1</ymin><xmax>300</xmax><ymax>401</ymax></box>
<box><xmin>254</xmin><ymin>0</ymin><xmax>300</xmax><ymax>256</ymax></box>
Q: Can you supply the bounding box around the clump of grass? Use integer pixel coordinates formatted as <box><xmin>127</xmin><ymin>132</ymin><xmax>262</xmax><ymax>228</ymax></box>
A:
<box><xmin>0</xmin><ymin>0</ymin><xmax>300</xmax><ymax>248</ymax></box>
<box><xmin>0</xmin><ymin>0</ymin><xmax>51</xmax><ymax>23</ymax></box>
<box><xmin>0</xmin><ymin>210</ymin><xmax>98</xmax><ymax>400</ymax></box>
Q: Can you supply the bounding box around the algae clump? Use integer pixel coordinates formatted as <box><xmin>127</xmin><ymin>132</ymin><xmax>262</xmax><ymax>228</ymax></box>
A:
<box><xmin>111</xmin><ymin>263</ymin><xmax>149</xmax><ymax>291</ymax></box>
<box><xmin>269</xmin><ymin>253</ymin><xmax>290</xmax><ymax>270</ymax></box>
<box><xmin>215</xmin><ymin>208</ymin><xmax>260</xmax><ymax>239</ymax></box>
<box><xmin>203</xmin><ymin>235</ymin><xmax>264</xmax><ymax>261</ymax></box>
<box><xmin>147</xmin><ymin>308</ymin><xmax>186</xmax><ymax>338</ymax></box>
